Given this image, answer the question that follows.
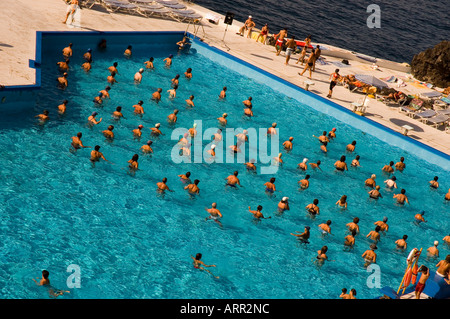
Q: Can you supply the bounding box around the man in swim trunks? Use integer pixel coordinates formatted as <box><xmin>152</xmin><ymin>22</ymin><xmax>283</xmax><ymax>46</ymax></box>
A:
<box><xmin>366</xmin><ymin>226</ymin><xmax>381</xmax><ymax>243</ymax></box>
<box><xmin>284</xmin><ymin>36</ymin><xmax>297</xmax><ymax>65</ymax></box>
<box><xmin>312</xmin><ymin>45</ymin><xmax>321</xmax><ymax>71</ymax></box>
<box><xmin>344</xmin><ymin>230</ymin><xmax>357</xmax><ymax>248</ymax></box>
<box><xmin>124</xmin><ymin>45</ymin><xmax>132</xmax><ymax>57</ymax></box>
<box><xmin>71</xmin><ymin>132</ymin><xmax>90</xmax><ymax>151</ymax></box>
<box><xmin>395</xmin><ymin>235</ymin><xmax>408</xmax><ymax>250</ymax></box>
<box><xmin>264</xmin><ymin>177</ymin><xmax>276</xmax><ymax>194</ymax></box>
<box><xmin>362</xmin><ymin>244</ymin><xmax>377</xmax><ymax>267</ymax></box>
<box><xmin>167</xmin><ymin>109</ymin><xmax>179</xmax><ymax>124</ymax></box>
<box><xmin>298</xmin><ymin>174</ymin><xmax>310</xmax><ymax>190</ymax></box>
<box><xmin>282</xmin><ymin>137</ymin><xmax>294</xmax><ymax>151</ymax></box>
<box><xmin>313</xmin><ymin>131</ymin><xmax>329</xmax><ymax>144</ymax></box>
<box><xmin>273</xmin><ymin>153</ymin><xmax>283</xmax><ymax>166</ymax></box>
<box><xmin>112</xmin><ymin>106</ymin><xmax>124</xmax><ymax>121</ymax></box>
<box><xmin>152</xmin><ymin>88</ymin><xmax>162</xmax><ymax>103</ymax></box>
<box><xmin>318</xmin><ymin>220</ymin><xmax>332</xmax><ymax>236</ymax></box>
<box><xmin>185</xmin><ymin>179</ymin><xmax>200</xmax><ymax>195</ymax></box>
<box><xmin>429</xmin><ymin>176</ymin><xmax>439</xmax><ymax>189</ymax></box>
<box><xmin>150</xmin><ymin>123</ymin><xmax>163</xmax><ymax>136</ymax></box>
<box><xmin>245</xmin><ymin>159</ymin><xmax>257</xmax><ymax>171</ymax></box>
<box><xmin>274</xmin><ymin>28</ymin><xmax>287</xmax><ymax>56</ymax></box>
<box><xmin>334</xmin><ymin>155</ymin><xmax>348</xmax><ymax>171</ymax></box>
<box><xmin>277</xmin><ymin>197</ymin><xmax>290</xmax><ymax>213</ymax></box>
<box><xmin>225</xmin><ymin>171</ymin><xmax>241</xmax><ymax>187</ymax></box>
<box><xmin>93</xmin><ymin>93</ymin><xmax>103</xmax><ymax>105</ymax></box>
<box><xmin>443</xmin><ymin>234</ymin><xmax>450</xmax><ymax>245</ymax></box>
<box><xmin>102</xmin><ymin>125</ymin><xmax>115</xmax><ymax>140</ymax></box>
<box><xmin>255</xmin><ymin>23</ymin><xmax>269</xmax><ymax>44</ymax></box>
<box><xmin>365</xmin><ymin>174</ymin><xmax>377</xmax><ymax>188</ymax></box>
<box><xmin>395</xmin><ymin>156</ymin><xmax>406</xmax><ymax>171</ymax></box>
<box><xmin>84</xmin><ymin>48</ymin><xmax>92</xmax><ymax>63</ymax></box>
<box><xmin>157</xmin><ymin>177</ymin><xmax>173</xmax><ymax>193</ymax></box>
<box><xmin>351</xmin><ymin>155</ymin><xmax>361</xmax><ymax>167</ymax></box>
<box><xmin>188</xmin><ymin>123</ymin><xmax>197</xmax><ymax>138</ymax></box>
<box><xmin>346</xmin><ymin>217</ymin><xmax>360</xmax><ymax>234</ymax></box>
<box><xmin>191</xmin><ymin>253</ymin><xmax>219</xmax><ymax>279</ymax></box>
<box><xmin>82</xmin><ymin>61</ymin><xmax>91</xmax><ymax>72</ymax></box>
<box><xmin>291</xmin><ymin>226</ymin><xmax>310</xmax><ymax>243</ymax></box>
<box><xmin>108</xmin><ymin>62</ymin><xmax>119</xmax><ymax>75</ymax></box>
<box><xmin>306</xmin><ymin>199</ymin><xmax>320</xmax><ymax>216</ymax></box>
<box><xmin>167</xmin><ymin>86</ymin><xmax>177</xmax><ymax>99</ymax></box>
<box><xmin>178</xmin><ymin>172</ymin><xmax>192</xmax><ymax>184</ymax></box>
<box><xmin>236</xmin><ymin>130</ymin><xmax>248</xmax><ymax>145</ymax></box>
<box><xmin>435</xmin><ymin>255</ymin><xmax>450</xmax><ymax>284</ymax></box>
<box><xmin>100</xmin><ymin>86</ymin><xmax>111</xmax><ymax>99</ymax></box>
<box><xmin>62</xmin><ymin>43</ymin><xmax>73</xmax><ymax>59</ymax></box>
<box><xmin>309</xmin><ymin>160</ymin><xmax>322</xmax><ymax>171</ymax></box>
<box><xmin>62</xmin><ymin>0</ymin><xmax>79</xmax><ymax>24</ymax></box>
<box><xmin>141</xmin><ymin>140</ymin><xmax>153</xmax><ymax>154</ymax></box>
<box><xmin>267</xmin><ymin>122</ymin><xmax>277</xmax><ymax>135</ymax></box>
<box><xmin>219</xmin><ymin>86</ymin><xmax>227</xmax><ymax>99</ymax></box>
<box><xmin>328</xmin><ymin>127</ymin><xmax>337</xmax><ymax>139</ymax></box>
<box><xmin>368</xmin><ymin>185</ymin><xmax>383</xmax><ymax>199</ymax></box>
<box><xmin>374</xmin><ymin>217</ymin><xmax>389</xmax><ymax>232</ymax></box>
<box><xmin>393</xmin><ymin>189</ymin><xmax>409</xmax><ymax>205</ymax></box>
<box><xmin>58</xmin><ymin>100</ymin><xmax>68</xmax><ymax>114</ymax></box>
<box><xmin>382</xmin><ymin>161</ymin><xmax>395</xmax><ymax>174</ymax></box>
<box><xmin>57</xmin><ymin>72</ymin><xmax>68</xmax><ymax>88</ymax></box>
<box><xmin>144</xmin><ymin>57</ymin><xmax>154</xmax><ymax>69</ymax></box>
<box><xmin>248</xmin><ymin>205</ymin><xmax>271</xmax><ymax>220</ymax></box>
<box><xmin>237</xmin><ymin>16</ymin><xmax>255</xmax><ymax>38</ymax></box>
<box><xmin>346</xmin><ymin>140</ymin><xmax>357</xmax><ymax>152</ymax></box>
<box><xmin>133</xmin><ymin>100</ymin><xmax>144</xmax><ymax>115</ymax></box>
<box><xmin>90</xmin><ymin>145</ymin><xmax>110</xmax><ymax>165</ymax></box>
<box><xmin>384</xmin><ymin>176</ymin><xmax>397</xmax><ymax>189</ymax></box>
<box><xmin>163</xmin><ymin>54</ymin><xmax>173</xmax><ymax>67</ymax></box>
<box><xmin>414</xmin><ymin>211</ymin><xmax>426</xmax><ymax>224</ymax></box>
<box><xmin>87</xmin><ymin>112</ymin><xmax>102</xmax><ymax>126</ymax></box>
<box><xmin>107</xmin><ymin>72</ymin><xmax>118</xmax><ymax>85</ymax></box>
<box><xmin>320</xmin><ymin>141</ymin><xmax>328</xmax><ymax>153</ymax></box>
<box><xmin>184</xmin><ymin>68</ymin><xmax>193</xmax><ymax>79</ymax></box>
<box><xmin>415</xmin><ymin>266</ymin><xmax>430</xmax><ymax>299</ymax></box>
<box><xmin>205</xmin><ymin>202</ymin><xmax>223</xmax><ymax>226</ymax></box>
<box><xmin>327</xmin><ymin>69</ymin><xmax>341</xmax><ymax>98</ymax></box>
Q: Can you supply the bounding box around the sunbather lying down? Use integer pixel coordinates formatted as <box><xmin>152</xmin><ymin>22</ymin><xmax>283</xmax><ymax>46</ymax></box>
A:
<box><xmin>387</xmin><ymin>91</ymin><xmax>406</xmax><ymax>101</ymax></box>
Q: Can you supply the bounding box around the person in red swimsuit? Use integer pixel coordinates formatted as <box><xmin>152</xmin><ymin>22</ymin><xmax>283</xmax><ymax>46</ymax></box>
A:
<box><xmin>274</xmin><ymin>28</ymin><xmax>287</xmax><ymax>56</ymax></box>
<box><xmin>256</xmin><ymin>23</ymin><xmax>269</xmax><ymax>44</ymax></box>
<box><xmin>415</xmin><ymin>265</ymin><xmax>430</xmax><ymax>299</ymax></box>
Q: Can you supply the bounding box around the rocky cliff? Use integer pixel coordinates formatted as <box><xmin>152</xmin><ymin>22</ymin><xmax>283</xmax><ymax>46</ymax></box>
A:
<box><xmin>411</xmin><ymin>41</ymin><xmax>450</xmax><ymax>88</ymax></box>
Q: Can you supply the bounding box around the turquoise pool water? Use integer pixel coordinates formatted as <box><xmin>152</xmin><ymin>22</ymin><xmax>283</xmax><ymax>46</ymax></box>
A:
<box><xmin>0</xmin><ymin>33</ymin><xmax>448</xmax><ymax>299</ymax></box>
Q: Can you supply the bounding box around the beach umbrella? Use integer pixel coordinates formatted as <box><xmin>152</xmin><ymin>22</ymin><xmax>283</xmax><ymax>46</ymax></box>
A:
<box><xmin>355</xmin><ymin>74</ymin><xmax>388</xmax><ymax>89</ymax></box>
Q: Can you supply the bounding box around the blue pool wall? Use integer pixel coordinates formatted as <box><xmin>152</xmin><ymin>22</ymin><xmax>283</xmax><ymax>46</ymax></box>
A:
<box><xmin>1</xmin><ymin>30</ymin><xmax>449</xmax><ymax>171</ymax></box>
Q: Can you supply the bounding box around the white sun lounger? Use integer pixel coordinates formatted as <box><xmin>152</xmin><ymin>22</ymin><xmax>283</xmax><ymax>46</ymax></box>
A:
<box><xmin>136</xmin><ymin>4</ymin><xmax>171</xmax><ymax>17</ymax></box>
<box><xmin>102</xmin><ymin>0</ymin><xmax>138</xmax><ymax>13</ymax></box>
<box><xmin>170</xmin><ymin>11</ymin><xmax>202</xmax><ymax>22</ymax></box>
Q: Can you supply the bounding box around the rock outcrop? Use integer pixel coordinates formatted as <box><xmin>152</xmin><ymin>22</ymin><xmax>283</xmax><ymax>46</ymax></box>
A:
<box><xmin>411</xmin><ymin>41</ymin><xmax>450</xmax><ymax>88</ymax></box>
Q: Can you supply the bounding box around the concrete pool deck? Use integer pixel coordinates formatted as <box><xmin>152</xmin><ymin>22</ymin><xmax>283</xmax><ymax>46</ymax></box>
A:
<box><xmin>0</xmin><ymin>0</ymin><xmax>449</xmax><ymax>158</ymax></box>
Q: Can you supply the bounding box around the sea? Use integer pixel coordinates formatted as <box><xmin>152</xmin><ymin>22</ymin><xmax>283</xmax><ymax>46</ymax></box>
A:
<box><xmin>196</xmin><ymin>0</ymin><xmax>449</xmax><ymax>64</ymax></box>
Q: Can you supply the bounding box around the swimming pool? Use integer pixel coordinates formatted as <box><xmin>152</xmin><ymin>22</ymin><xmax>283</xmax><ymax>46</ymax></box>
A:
<box><xmin>0</xmin><ymin>31</ymin><xmax>448</xmax><ymax>299</ymax></box>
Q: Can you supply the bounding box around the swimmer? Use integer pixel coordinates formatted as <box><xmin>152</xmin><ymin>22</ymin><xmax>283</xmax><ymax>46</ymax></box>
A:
<box><xmin>244</xmin><ymin>104</ymin><xmax>253</xmax><ymax>117</ymax></box>
<box><xmin>167</xmin><ymin>86</ymin><xmax>177</xmax><ymax>98</ymax></box>
<box><xmin>344</xmin><ymin>230</ymin><xmax>357</xmax><ymax>248</ymax></box>
<box><xmin>382</xmin><ymin>161</ymin><xmax>395</xmax><ymax>174</ymax></box>
<box><xmin>58</xmin><ymin>100</ymin><xmax>68</xmax><ymax>114</ymax></box>
<box><xmin>306</xmin><ymin>199</ymin><xmax>320</xmax><ymax>216</ymax></box>
<box><xmin>315</xmin><ymin>246</ymin><xmax>330</xmax><ymax>266</ymax></box>
<box><xmin>313</xmin><ymin>131</ymin><xmax>329</xmax><ymax>144</ymax></box>
<box><xmin>443</xmin><ymin>235</ymin><xmax>450</xmax><ymax>245</ymax></box>
<box><xmin>189</xmin><ymin>123</ymin><xmax>197</xmax><ymax>137</ymax></box>
<box><xmin>93</xmin><ymin>92</ymin><xmax>103</xmax><ymax>105</ymax></box>
<box><xmin>213</xmin><ymin>129</ymin><xmax>223</xmax><ymax>142</ymax></box>
<box><xmin>346</xmin><ymin>217</ymin><xmax>360</xmax><ymax>234</ymax></box>
<box><xmin>128</xmin><ymin>154</ymin><xmax>139</xmax><ymax>171</ymax></box>
<box><xmin>267</xmin><ymin>123</ymin><xmax>278</xmax><ymax>135</ymax></box>
<box><xmin>264</xmin><ymin>177</ymin><xmax>276</xmax><ymax>194</ymax></box>
<box><xmin>150</xmin><ymin>123</ymin><xmax>163</xmax><ymax>136</ymax></box>
<box><xmin>244</xmin><ymin>159</ymin><xmax>257</xmax><ymax>171</ymax></box>
<box><xmin>157</xmin><ymin>177</ymin><xmax>174</xmax><ymax>193</ymax></box>
<box><xmin>102</xmin><ymin>125</ymin><xmax>115</xmax><ymax>140</ymax></box>
<box><xmin>178</xmin><ymin>133</ymin><xmax>191</xmax><ymax>147</ymax></box>
<box><xmin>298</xmin><ymin>174</ymin><xmax>310</xmax><ymax>190</ymax></box>
<box><xmin>351</xmin><ymin>155</ymin><xmax>361</xmax><ymax>167</ymax></box>
<box><xmin>57</xmin><ymin>72</ymin><xmax>68</xmax><ymax>88</ymax></box>
<box><xmin>277</xmin><ymin>197</ymin><xmax>290</xmax><ymax>213</ymax></box>
<box><xmin>82</xmin><ymin>61</ymin><xmax>91</xmax><ymax>71</ymax></box>
<box><xmin>368</xmin><ymin>185</ymin><xmax>383</xmax><ymax>199</ymax></box>
<box><xmin>366</xmin><ymin>226</ymin><xmax>381</xmax><ymax>243</ymax></box>
<box><xmin>112</xmin><ymin>106</ymin><xmax>125</xmax><ymax>120</ymax></box>
<box><xmin>134</xmin><ymin>68</ymin><xmax>144</xmax><ymax>83</ymax></box>
<box><xmin>415</xmin><ymin>266</ymin><xmax>430</xmax><ymax>299</ymax></box>
<box><xmin>283</xmin><ymin>137</ymin><xmax>294</xmax><ymax>151</ymax></box>
<box><xmin>186</xmin><ymin>95</ymin><xmax>195</xmax><ymax>107</ymax></box>
<box><xmin>217</xmin><ymin>113</ymin><xmax>228</xmax><ymax>126</ymax></box>
<box><xmin>384</xmin><ymin>176</ymin><xmax>397</xmax><ymax>189</ymax></box>
<box><xmin>207</xmin><ymin>145</ymin><xmax>216</xmax><ymax>159</ymax></box>
<box><xmin>318</xmin><ymin>220</ymin><xmax>332</xmax><ymax>235</ymax></box>
<box><xmin>107</xmin><ymin>72</ymin><xmax>118</xmax><ymax>85</ymax></box>
<box><xmin>184</xmin><ymin>179</ymin><xmax>200</xmax><ymax>195</ymax></box>
<box><xmin>184</xmin><ymin>68</ymin><xmax>192</xmax><ymax>79</ymax></box>
<box><xmin>99</xmin><ymin>86</ymin><xmax>111</xmax><ymax>99</ymax></box>
<box><xmin>298</xmin><ymin>158</ymin><xmax>308</xmax><ymax>171</ymax></box>
<box><xmin>393</xmin><ymin>189</ymin><xmax>409</xmax><ymax>205</ymax></box>
<box><xmin>236</xmin><ymin>130</ymin><xmax>248</xmax><ymax>144</ymax></box>
<box><xmin>365</xmin><ymin>174</ymin><xmax>377</xmax><ymax>188</ymax></box>
<box><xmin>32</xmin><ymin>270</ymin><xmax>70</xmax><ymax>298</ymax></box>
<box><xmin>335</xmin><ymin>195</ymin><xmax>348</xmax><ymax>209</ymax></box>
<box><xmin>320</xmin><ymin>141</ymin><xmax>328</xmax><ymax>153</ymax></box>
<box><xmin>83</xmin><ymin>48</ymin><xmax>92</xmax><ymax>63</ymax></box>
<box><xmin>152</xmin><ymin>88</ymin><xmax>162</xmax><ymax>102</ymax></box>
<box><xmin>71</xmin><ymin>132</ymin><xmax>90</xmax><ymax>151</ymax></box>
<box><xmin>328</xmin><ymin>127</ymin><xmax>337</xmax><ymax>139</ymax></box>
<box><xmin>362</xmin><ymin>244</ymin><xmax>377</xmax><ymax>267</ymax></box>
<box><xmin>144</xmin><ymin>57</ymin><xmax>154</xmax><ymax>69</ymax></box>
<box><xmin>141</xmin><ymin>140</ymin><xmax>153</xmax><ymax>154</ymax></box>
<box><xmin>395</xmin><ymin>156</ymin><xmax>406</xmax><ymax>171</ymax></box>
<box><xmin>291</xmin><ymin>226</ymin><xmax>310</xmax><ymax>243</ymax></box>
<box><xmin>273</xmin><ymin>153</ymin><xmax>283</xmax><ymax>166</ymax></box>
<box><xmin>108</xmin><ymin>62</ymin><xmax>119</xmax><ymax>75</ymax></box>
<box><xmin>90</xmin><ymin>145</ymin><xmax>110</xmax><ymax>164</ymax></box>
<box><xmin>374</xmin><ymin>217</ymin><xmax>389</xmax><ymax>232</ymax></box>
<box><xmin>87</xmin><ymin>112</ymin><xmax>102</xmax><ymax>126</ymax></box>
<box><xmin>414</xmin><ymin>211</ymin><xmax>426</xmax><ymax>224</ymax></box>
<box><xmin>205</xmin><ymin>202</ymin><xmax>223</xmax><ymax>226</ymax></box>
<box><xmin>334</xmin><ymin>155</ymin><xmax>348</xmax><ymax>171</ymax></box>
<box><xmin>56</xmin><ymin>59</ymin><xmax>70</xmax><ymax>70</ymax></box>
<box><xmin>178</xmin><ymin>172</ymin><xmax>191</xmax><ymax>184</ymax></box>
<box><xmin>124</xmin><ymin>45</ymin><xmax>132</xmax><ymax>57</ymax></box>
<box><xmin>163</xmin><ymin>54</ymin><xmax>173</xmax><ymax>67</ymax></box>
<box><xmin>191</xmin><ymin>253</ymin><xmax>219</xmax><ymax>279</ymax></box>
<box><xmin>243</xmin><ymin>97</ymin><xmax>253</xmax><ymax>108</ymax></box>
<box><xmin>219</xmin><ymin>86</ymin><xmax>227</xmax><ymax>99</ymax></box>
<box><xmin>248</xmin><ymin>205</ymin><xmax>271</xmax><ymax>220</ymax></box>
<box><xmin>62</xmin><ymin>43</ymin><xmax>73</xmax><ymax>59</ymax></box>
<box><xmin>445</xmin><ymin>188</ymin><xmax>450</xmax><ymax>201</ymax></box>
<box><xmin>429</xmin><ymin>176</ymin><xmax>439</xmax><ymax>189</ymax></box>
<box><xmin>177</xmin><ymin>36</ymin><xmax>190</xmax><ymax>50</ymax></box>
<box><xmin>346</xmin><ymin>140</ymin><xmax>356</xmax><ymax>152</ymax></box>
<box><xmin>133</xmin><ymin>101</ymin><xmax>144</xmax><ymax>115</ymax></box>
<box><xmin>340</xmin><ymin>288</ymin><xmax>350</xmax><ymax>299</ymax></box>
<box><xmin>132</xmin><ymin>125</ymin><xmax>144</xmax><ymax>138</ymax></box>
<box><xmin>229</xmin><ymin>143</ymin><xmax>241</xmax><ymax>154</ymax></box>
<box><xmin>395</xmin><ymin>235</ymin><xmax>408</xmax><ymax>250</ymax></box>
<box><xmin>167</xmin><ymin>109</ymin><xmax>179</xmax><ymax>124</ymax></box>
<box><xmin>435</xmin><ymin>255</ymin><xmax>450</xmax><ymax>283</ymax></box>
<box><xmin>427</xmin><ymin>241</ymin><xmax>439</xmax><ymax>257</ymax></box>
<box><xmin>171</xmin><ymin>74</ymin><xmax>180</xmax><ymax>88</ymax></box>
<box><xmin>225</xmin><ymin>171</ymin><xmax>241</xmax><ymax>187</ymax></box>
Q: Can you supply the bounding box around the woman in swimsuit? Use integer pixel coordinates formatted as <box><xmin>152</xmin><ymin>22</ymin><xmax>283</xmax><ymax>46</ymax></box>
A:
<box><xmin>191</xmin><ymin>253</ymin><xmax>219</xmax><ymax>279</ymax></box>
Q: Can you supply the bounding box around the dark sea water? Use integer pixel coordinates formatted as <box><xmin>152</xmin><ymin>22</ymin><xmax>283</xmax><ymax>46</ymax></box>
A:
<box><xmin>196</xmin><ymin>0</ymin><xmax>449</xmax><ymax>63</ymax></box>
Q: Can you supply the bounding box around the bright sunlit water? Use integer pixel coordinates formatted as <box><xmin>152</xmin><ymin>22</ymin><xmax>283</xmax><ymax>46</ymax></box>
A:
<box><xmin>0</xmin><ymin>34</ymin><xmax>448</xmax><ymax>299</ymax></box>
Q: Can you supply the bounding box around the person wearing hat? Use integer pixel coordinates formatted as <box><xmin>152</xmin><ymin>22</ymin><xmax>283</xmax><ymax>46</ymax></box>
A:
<box><xmin>163</xmin><ymin>54</ymin><xmax>173</xmax><ymax>67</ymax></box>
<box><xmin>189</xmin><ymin>123</ymin><xmax>197</xmax><ymax>138</ymax></box>
<box><xmin>414</xmin><ymin>211</ymin><xmax>426</xmax><ymax>224</ymax></box>
<box><xmin>57</xmin><ymin>72</ymin><xmax>68</xmax><ymax>88</ymax></box>
<box><xmin>141</xmin><ymin>140</ymin><xmax>153</xmax><ymax>154</ymax></box>
<box><xmin>374</xmin><ymin>217</ymin><xmax>389</xmax><ymax>232</ymax></box>
<box><xmin>186</xmin><ymin>95</ymin><xmax>195</xmax><ymax>107</ymax></box>
<box><xmin>365</xmin><ymin>174</ymin><xmax>377</xmax><ymax>188</ymax></box>
<box><xmin>298</xmin><ymin>158</ymin><xmax>308</xmax><ymax>171</ymax></box>
<box><xmin>277</xmin><ymin>197</ymin><xmax>290</xmax><ymax>213</ymax></box>
<box><xmin>236</xmin><ymin>15</ymin><xmax>255</xmax><ymax>38</ymax></box>
<box><xmin>124</xmin><ymin>45</ymin><xmax>132</xmax><ymax>57</ymax></box>
<box><xmin>427</xmin><ymin>241</ymin><xmax>439</xmax><ymax>257</ymax></box>
<box><xmin>133</xmin><ymin>100</ymin><xmax>145</xmax><ymax>115</ymax></box>
<box><xmin>362</xmin><ymin>244</ymin><xmax>377</xmax><ymax>267</ymax></box>
<box><xmin>58</xmin><ymin>99</ymin><xmax>69</xmax><ymax>114</ymax></box>
<box><xmin>328</xmin><ymin>127</ymin><xmax>337</xmax><ymax>139</ymax></box>
<box><xmin>167</xmin><ymin>109</ymin><xmax>179</xmax><ymax>124</ymax></box>
<box><xmin>283</xmin><ymin>137</ymin><xmax>294</xmax><ymax>151</ymax></box>
<box><xmin>87</xmin><ymin>112</ymin><xmax>102</xmax><ymax>126</ymax></box>
<box><xmin>207</xmin><ymin>144</ymin><xmax>216</xmax><ymax>160</ymax></box>
<box><xmin>83</xmin><ymin>48</ymin><xmax>92</xmax><ymax>63</ymax></box>
<box><xmin>151</xmin><ymin>123</ymin><xmax>163</xmax><ymax>136</ymax></box>
<box><xmin>290</xmin><ymin>226</ymin><xmax>310</xmax><ymax>243</ymax></box>
<box><xmin>133</xmin><ymin>124</ymin><xmax>144</xmax><ymax>138</ymax></box>
<box><xmin>134</xmin><ymin>68</ymin><xmax>144</xmax><ymax>83</ymax></box>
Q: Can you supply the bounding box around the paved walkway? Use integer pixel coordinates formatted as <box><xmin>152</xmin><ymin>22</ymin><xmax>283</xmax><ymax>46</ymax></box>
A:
<box><xmin>0</xmin><ymin>0</ymin><xmax>448</xmax><ymax>156</ymax></box>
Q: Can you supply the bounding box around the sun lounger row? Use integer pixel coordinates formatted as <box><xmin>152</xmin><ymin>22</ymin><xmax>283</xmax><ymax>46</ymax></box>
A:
<box><xmin>398</xmin><ymin>98</ymin><xmax>449</xmax><ymax>129</ymax></box>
